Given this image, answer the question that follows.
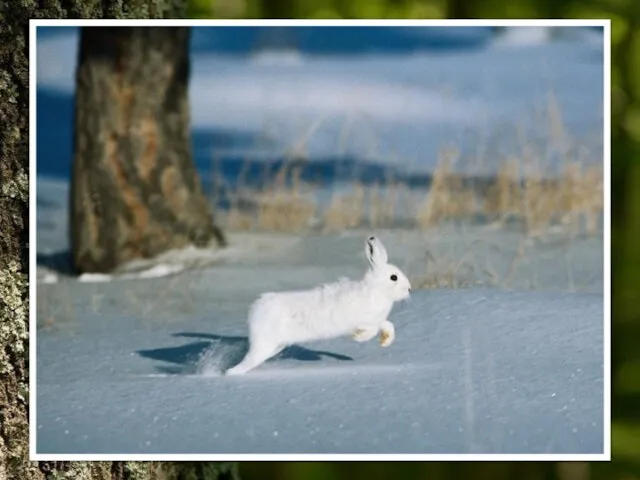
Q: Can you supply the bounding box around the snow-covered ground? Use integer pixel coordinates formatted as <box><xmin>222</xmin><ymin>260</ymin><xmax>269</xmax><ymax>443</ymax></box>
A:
<box><xmin>36</xmin><ymin>257</ymin><xmax>603</xmax><ymax>454</ymax></box>
<box><xmin>35</xmin><ymin>25</ymin><xmax>605</xmax><ymax>456</ymax></box>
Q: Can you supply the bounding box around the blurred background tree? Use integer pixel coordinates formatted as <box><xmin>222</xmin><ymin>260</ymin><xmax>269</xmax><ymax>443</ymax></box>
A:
<box><xmin>70</xmin><ymin>26</ymin><xmax>226</xmax><ymax>274</ymax></box>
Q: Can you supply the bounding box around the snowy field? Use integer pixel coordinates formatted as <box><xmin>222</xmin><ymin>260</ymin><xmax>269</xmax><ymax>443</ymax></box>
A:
<box><xmin>35</xmin><ymin>25</ymin><xmax>605</xmax><ymax>455</ymax></box>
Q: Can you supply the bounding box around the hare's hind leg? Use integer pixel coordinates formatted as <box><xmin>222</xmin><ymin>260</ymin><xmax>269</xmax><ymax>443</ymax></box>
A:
<box><xmin>353</xmin><ymin>326</ymin><xmax>379</xmax><ymax>342</ymax></box>
<box><xmin>225</xmin><ymin>340</ymin><xmax>283</xmax><ymax>376</ymax></box>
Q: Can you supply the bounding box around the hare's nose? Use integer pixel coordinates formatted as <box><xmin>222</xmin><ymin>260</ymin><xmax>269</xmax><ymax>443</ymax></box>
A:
<box><xmin>408</xmin><ymin>288</ymin><xmax>412</xmax><ymax>293</ymax></box>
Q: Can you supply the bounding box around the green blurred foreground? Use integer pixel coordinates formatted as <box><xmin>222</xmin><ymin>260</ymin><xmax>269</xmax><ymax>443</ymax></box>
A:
<box><xmin>191</xmin><ymin>0</ymin><xmax>635</xmax><ymax>28</ymax></box>
<box><xmin>241</xmin><ymin>463</ymin><xmax>595</xmax><ymax>480</ymax></box>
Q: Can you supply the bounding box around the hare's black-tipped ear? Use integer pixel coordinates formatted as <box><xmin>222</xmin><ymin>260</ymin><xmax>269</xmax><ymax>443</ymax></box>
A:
<box><xmin>366</xmin><ymin>236</ymin><xmax>388</xmax><ymax>268</ymax></box>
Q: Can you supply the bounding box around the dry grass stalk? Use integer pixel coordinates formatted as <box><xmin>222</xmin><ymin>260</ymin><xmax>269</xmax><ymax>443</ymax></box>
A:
<box><xmin>414</xmin><ymin>238</ymin><xmax>508</xmax><ymax>289</ymax></box>
<box><xmin>503</xmin><ymin>236</ymin><xmax>528</xmax><ymax>287</ymax></box>
<box><xmin>322</xmin><ymin>183</ymin><xmax>365</xmax><ymax>233</ymax></box>
<box><xmin>547</xmin><ymin>90</ymin><xmax>568</xmax><ymax>152</ymax></box>
<box><xmin>415</xmin><ymin>243</ymin><xmax>479</xmax><ymax>289</ymax></box>
<box><xmin>557</xmin><ymin>161</ymin><xmax>603</xmax><ymax>235</ymax></box>
<box><xmin>521</xmin><ymin>162</ymin><xmax>559</xmax><ymax>237</ymax></box>
<box><xmin>415</xmin><ymin>154</ymin><xmax>451</xmax><ymax>228</ymax></box>
<box><xmin>484</xmin><ymin>157</ymin><xmax>521</xmax><ymax>225</ymax></box>
<box><xmin>368</xmin><ymin>182</ymin><xmax>401</xmax><ymax>229</ymax></box>
<box><xmin>255</xmin><ymin>166</ymin><xmax>317</xmax><ymax>233</ymax></box>
<box><xmin>225</xmin><ymin>207</ymin><xmax>255</xmax><ymax>231</ymax></box>
<box><xmin>582</xmin><ymin>165</ymin><xmax>604</xmax><ymax>235</ymax></box>
<box><xmin>415</xmin><ymin>150</ymin><xmax>476</xmax><ymax>228</ymax></box>
<box><xmin>378</xmin><ymin>182</ymin><xmax>401</xmax><ymax>228</ymax></box>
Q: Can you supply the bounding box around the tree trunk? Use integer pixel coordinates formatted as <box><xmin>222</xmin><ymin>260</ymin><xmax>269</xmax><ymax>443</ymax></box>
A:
<box><xmin>0</xmin><ymin>2</ymin><xmax>31</xmax><ymax>480</ymax></box>
<box><xmin>34</xmin><ymin>461</ymin><xmax>241</xmax><ymax>480</ymax></box>
<box><xmin>1</xmin><ymin>0</ymin><xmax>236</xmax><ymax>478</ymax></box>
<box><xmin>70</xmin><ymin>26</ymin><xmax>226</xmax><ymax>274</ymax></box>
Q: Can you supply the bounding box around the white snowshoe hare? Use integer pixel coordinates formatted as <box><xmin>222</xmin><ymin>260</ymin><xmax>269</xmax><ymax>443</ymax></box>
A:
<box><xmin>225</xmin><ymin>235</ymin><xmax>412</xmax><ymax>375</ymax></box>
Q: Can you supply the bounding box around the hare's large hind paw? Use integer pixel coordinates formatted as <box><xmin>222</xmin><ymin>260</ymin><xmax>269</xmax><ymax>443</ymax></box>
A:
<box><xmin>379</xmin><ymin>330</ymin><xmax>392</xmax><ymax>347</ymax></box>
<box><xmin>379</xmin><ymin>320</ymin><xmax>395</xmax><ymax>347</ymax></box>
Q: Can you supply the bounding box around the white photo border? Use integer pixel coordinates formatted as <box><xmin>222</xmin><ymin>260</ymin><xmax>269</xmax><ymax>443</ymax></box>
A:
<box><xmin>29</xmin><ymin>18</ymin><xmax>611</xmax><ymax>462</ymax></box>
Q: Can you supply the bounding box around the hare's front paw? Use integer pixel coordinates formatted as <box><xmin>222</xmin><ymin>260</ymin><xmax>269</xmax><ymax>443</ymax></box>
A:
<box><xmin>353</xmin><ymin>326</ymin><xmax>378</xmax><ymax>342</ymax></box>
<box><xmin>379</xmin><ymin>320</ymin><xmax>395</xmax><ymax>347</ymax></box>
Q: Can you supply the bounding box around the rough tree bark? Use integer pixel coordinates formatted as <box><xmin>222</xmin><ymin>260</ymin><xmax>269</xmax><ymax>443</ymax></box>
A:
<box><xmin>1</xmin><ymin>2</ymin><xmax>32</xmax><ymax>479</ymax></box>
<box><xmin>70</xmin><ymin>26</ymin><xmax>226</xmax><ymax>274</ymax></box>
<box><xmin>1</xmin><ymin>0</ymin><xmax>235</xmax><ymax>478</ymax></box>
<box><xmin>34</xmin><ymin>462</ymin><xmax>241</xmax><ymax>480</ymax></box>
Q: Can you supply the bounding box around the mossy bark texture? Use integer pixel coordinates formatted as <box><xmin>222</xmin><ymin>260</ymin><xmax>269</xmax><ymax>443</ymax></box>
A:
<box><xmin>0</xmin><ymin>0</ymin><xmax>232</xmax><ymax>478</ymax></box>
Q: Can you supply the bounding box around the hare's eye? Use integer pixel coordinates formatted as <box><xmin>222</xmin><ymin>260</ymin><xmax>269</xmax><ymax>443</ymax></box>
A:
<box><xmin>390</xmin><ymin>274</ymin><xmax>398</xmax><ymax>281</ymax></box>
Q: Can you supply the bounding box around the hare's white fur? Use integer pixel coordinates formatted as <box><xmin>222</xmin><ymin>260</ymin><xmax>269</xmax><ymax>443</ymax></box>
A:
<box><xmin>225</xmin><ymin>235</ymin><xmax>411</xmax><ymax>375</ymax></box>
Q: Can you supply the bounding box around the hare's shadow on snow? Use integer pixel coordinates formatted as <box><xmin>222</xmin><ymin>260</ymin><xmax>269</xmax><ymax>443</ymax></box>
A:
<box><xmin>136</xmin><ymin>332</ymin><xmax>353</xmax><ymax>375</ymax></box>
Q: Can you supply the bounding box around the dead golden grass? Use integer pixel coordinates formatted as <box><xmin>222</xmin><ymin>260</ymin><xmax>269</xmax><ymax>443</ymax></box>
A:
<box><xmin>225</xmin><ymin>207</ymin><xmax>255</xmax><ymax>231</ymax></box>
<box><xmin>557</xmin><ymin>160</ymin><xmax>604</xmax><ymax>236</ymax></box>
<box><xmin>255</xmin><ymin>190</ymin><xmax>317</xmax><ymax>232</ymax></box>
<box><xmin>415</xmin><ymin>149</ymin><xmax>477</xmax><ymax>229</ymax></box>
<box><xmin>484</xmin><ymin>156</ymin><xmax>520</xmax><ymax>225</ymax></box>
<box><xmin>367</xmin><ymin>183</ymin><xmax>389</xmax><ymax>228</ymax></box>
<box><xmin>482</xmin><ymin>157</ymin><xmax>604</xmax><ymax>238</ymax></box>
<box><xmin>211</xmin><ymin>91</ymin><xmax>603</xmax><ymax>240</ymax></box>
<box><xmin>415</xmin><ymin>246</ymin><xmax>480</xmax><ymax>289</ymax></box>
<box><xmin>215</xmin><ymin>150</ymin><xmax>602</xmax><ymax>239</ymax></box>
<box><xmin>409</xmin><ymin>237</ymin><xmax>509</xmax><ymax>289</ymax></box>
<box><xmin>253</xmin><ymin>165</ymin><xmax>318</xmax><ymax>233</ymax></box>
<box><xmin>322</xmin><ymin>183</ymin><xmax>365</xmax><ymax>233</ymax></box>
<box><xmin>521</xmin><ymin>162</ymin><xmax>560</xmax><ymax>237</ymax></box>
